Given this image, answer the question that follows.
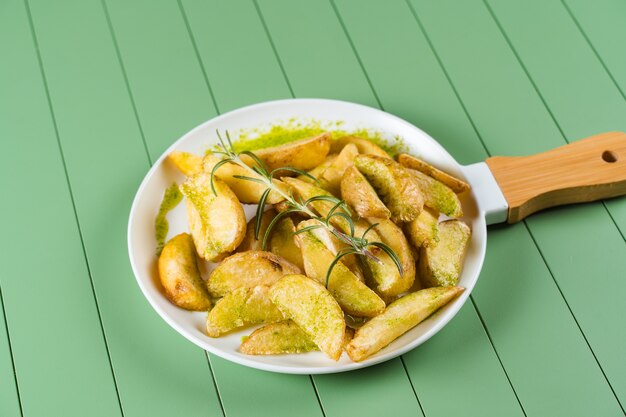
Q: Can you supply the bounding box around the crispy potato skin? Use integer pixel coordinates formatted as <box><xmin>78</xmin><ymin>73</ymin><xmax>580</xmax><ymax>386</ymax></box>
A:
<box><xmin>206</xmin><ymin>286</ymin><xmax>284</xmax><ymax>337</ymax></box>
<box><xmin>270</xmin><ymin>275</ymin><xmax>345</xmax><ymax>361</ymax></box>
<box><xmin>269</xmin><ymin>217</ymin><xmax>304</xmax><ymax>270</ymax></box>
<box><xmin>246</xmin><ymin>133</ymin><xmax>331</xmax><ymax>172</ymax></box>
<box><xmin>181</xmin><ymin>174</ymin><xmax>246</xmax><ymax>262</ymax></box>
<box><xmin>397</xmin><ymin>154</ymin><xmax>470</xmax><ymax>193</ymax></box>
<box><xmin>158</xmin><ymin>233</ymin><xmax>212</xmax><ymax>311</ymax></box>
<box><xmin>167</xmin><ymin>151</ymin><xmax>203</xmax><ymax>176</ymax></box>
<box><xmin>331</xmin><ymin>136</ymin><xmax>390</xmax><ymax>158</ymax></box>
<box><xmin>321</xmin><ymin>143</ymin><xmax>359</xmax><ymax>195</ymax></box>
<box><xmin>354</xmin><ymin>155</ymin><xmax>424</xmax><ymax>222</ymax></box>
<box><xmin>296</xmin><ymin>221</ymin><xmax>385</xmax><ymax>317</ymax></box>
<box><xmin>407</xmin><ymin>169</ymin><xmax>463</xmax><ymax>218</ymax></box>
<box><xmin>404</xmin><ymin>207</ymin><xmax>439</xmax><ymax>248</ymax></box>
<box><xmin>346</xmin><ymin>286</ymin><xmax>464</xmax><ymax>361</ymax></box>
<box><xmin>237</xmin><ymin>209</ymin><xmax>277</xmax><ymax>252</ymax></box>
<box><xmin>419</xmin><ymin>220</ymin><xmax>471</xmax><ymax>287</ymax></box>
<box><xmin>341</xmin><ymin>166</ymin><xmax>391</xmax><ymax>219</ymax></box>
<box><xmin>207</xmin><ymin>251</ymin><xmax>301</xmax><ymax>297</ymax></box>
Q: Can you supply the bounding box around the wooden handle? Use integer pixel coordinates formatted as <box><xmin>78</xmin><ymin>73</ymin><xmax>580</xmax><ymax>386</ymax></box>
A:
<box><xmin>485</xmin><ymin>132</ymin><xmax>626</xmax><ymax>223</ymax></box>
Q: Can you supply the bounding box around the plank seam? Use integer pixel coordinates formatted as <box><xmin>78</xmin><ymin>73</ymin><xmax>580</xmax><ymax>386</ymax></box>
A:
<box><xmin>22</xmin><ymin>0</ymin><xmax>125</xmax><ymax>414</ymax></box>
<box><xmin>308</xmin><ymin>375</ymin><xmax>328</xmax><ymax>417</ymax></box>
<box><xmin>399</xmin><ymin>357</ymin><xmax>427</xmax><ymax>416</ymax></box>
<box><xmin>205</xmin><ymin>354</ymin><xmax>227</xmax><ymax>417</ymax></box>
<box><xmin>0</xmin><ymin>286</ymin><xmax>24</xmax><ymax>417</ymax></box>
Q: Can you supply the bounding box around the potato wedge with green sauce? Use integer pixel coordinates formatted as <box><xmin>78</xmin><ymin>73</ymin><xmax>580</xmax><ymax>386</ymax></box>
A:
<box><xmin>307</xmin><ymin>223</ymin><xmax>365</xmax><ymax>282</ymax></box>
<box><xmin>407</xmin><ymin>168</ymin><xmax>463</xmax><ymax>218</ymax></box>
<box><xmin>158</xmin><ymin>233</ymin><xmax>212</xmax><ymax>311</ymax></box>
<box><xmin>404</xmin><ymin>207</ymin><xmax>439</xmax><ymax>248</ymax></box>
<box><xmin>341</xmin><ymin>166</ymin><xmax>391</xmax><ymax>219</ymax></box>
<box><xmin>330</xmin><ymin>135</ymin><xmax>390</xmax><ymax>159</ymax></box>
<box><xmin>346</xmin><ymin>286</ymin><xmax>464</xmax><ymax>361</ymax></box>
<box><xmin>269</xmin><ymin>216</ymin><xmax>304</xmax><ymax>270</ymax></box>
<box><xmin>270</xmin><ymin>274</ymin><xmax>345</xmax><ymax>360</ymax></box>
<box><xmin>354</xmin><ymin>155</ymin><xmax>424</xmax><ymax>222</ymax></box>
<box><xmin>240</xmin><ymin>321</ymin><xmax>354</xmax><ymax>355</ymax></box>
<box><xmin>298</xmin><ymin>154</ymin><xmax>337</xmax><ymax>189</ymax></box>
<box><xmin>167</xmin><ymin>151</ymin><xmax>203</xmax><ymax>176</ymax></box>
<box><xmin>397</xmin><ymin>153</ymin><xmax>470</xmax><ymax>194</ymax></box>
<box><xmin>243</xmin><ymin>133</ymin><xmax>331</xmax><ymax>172</ymax></box>
<box><xmin>321</xmin><ymin>143</ymin><xmax>359</xmax><ymax>195</ymax></box>
<box><xmin>181</xmin><ymin>173</ymin><xmax>246</xmax><ymax>262</ymax></box>
<box><xmin>236</xmin><ymin>209</ymin><xmax>277</xmax><ymax>252</ymax></box>
<box><xmin>419</xmin><ymin>220</ymin><xmax>471</xmax><ymax>287</ymax></box>
<box><xmin>207</xmin><ymin>251</ymin><xmax>301</xmax><ymax>297</ymax></box>
<box><xmin>206</xmin><ymin>285</ymin><xmax>284</xmax><ymax>337</ymax></box>
<box><xmin>296</xmin><ymin>221</ymin><xmax>385</xmax><ymax>317</ymax></box>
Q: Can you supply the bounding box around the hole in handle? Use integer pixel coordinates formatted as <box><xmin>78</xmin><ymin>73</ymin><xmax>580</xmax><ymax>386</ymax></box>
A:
<box><xmin>602</xmin><ymin>150</ymin><xmax>618</xmax><ymax>163</ymax></box>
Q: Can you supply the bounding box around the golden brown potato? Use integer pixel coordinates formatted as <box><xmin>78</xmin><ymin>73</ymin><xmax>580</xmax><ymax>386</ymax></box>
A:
<box><xmin>269</xmin><ymin>216</ymin><xmax>304</xmax><ymax>270</ymax></box>
<box><xmin>346</xmin><ymin>286</ymin><xmax>464</xmax><ymax>361</ymax></box>
<box><xmin>206</xmin><ymin>286</ymin><xmax>284</xmax><ymax>337</ymax></box>
<box><xmin>203</xmin><ymin>154</ymin><xmax>286</xmax><ymax>204</ymax></box>
<box><xmin>240</xmin><ymin>321</ymin><xmax>354</xmax><ymax>355</ymax></box>
<box><xmin>330</xmin><ymin>135</ymin><xmax>390</xmax><ymax>158</ymax></box>
<box><xmin>407</xmin><ymin>168</ymin><xmax>463</xmax><ymax>218</ymax></box>
<box><xmin>354</xmin><ymin>155</ymin><xmax>424</xmax><ymax>222</ymax></box>
<box><xmin>321</xmin><ymin>143</ymin><xmax>359</xmax><ymax>195</ymax></box>
<box><xmin>404</xmin><ymin>207</ymin><xmax>439</xmax><ymax>248</ymax></box>
<box><xmin>419</xmin><ymin>220</ymin><xmax>471</xmax><ymax>287</ymax></box>
<box><xmin>298</xmin><ymin>154</ymin><xmax>338</xmax><ymax>189</ymax></box>
<box><xmin>181</xmin><ymin>173</ymin><xmax>246</xmax><ymax>262</ymax></box>
<box><xmin>341</xmin><ymin>166</ymin><xmax>391</xmax><ymax>219</ymax></box>
<box><xmin>243</xmin><ymin>133</ymin><xmax>331</xmax><ymax>172</ymax></box>
<box><xmin>158</xmin><ymin>233</ymin><xmax>212</xmax><ymax>311</ymax></box>
<box><xmin>270</xmin><ymin>274</ymin><xmax>345</xmax><ymax>360</ymax></box>
<box><xmin>397</xmin><ymin>153</ymin><xmax>470</xmax><ymax>194</ymax></box>
<box><xmin>307</xmin><ymin>223</ymin><xmax>365</xmax><ymax>282</ymax></box>
<box><xmin>167</xmin><ymin>151</ymin><xmax>203</xmax><ymax>176</ymax></box>
<box><xmin>236</xmin><ymin>209</ymin><xmax>277</xmax><ymax>252</ymax></box>
<box><xmin>206</xmin><ymin>251</ymin><xmax>301</xmax><ymax>297</ymax></box>
<box><xmin>296</xmin><ymin>221</ymin><xmax>385</xmax><ymax>317</ymax></box>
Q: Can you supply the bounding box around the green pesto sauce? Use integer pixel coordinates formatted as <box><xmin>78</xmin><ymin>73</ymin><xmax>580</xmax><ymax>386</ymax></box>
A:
<box><xmin>155</xmin><ymin>182</ymin><xmax>183</xmax><ymax>256</ymax></box>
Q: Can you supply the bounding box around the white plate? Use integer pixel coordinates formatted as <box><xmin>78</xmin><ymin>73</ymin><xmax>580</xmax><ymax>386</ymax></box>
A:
<box><xmin>128</xmin><ymin>99</ymin><xmax>487</xmax><ymax>374</ymax></box>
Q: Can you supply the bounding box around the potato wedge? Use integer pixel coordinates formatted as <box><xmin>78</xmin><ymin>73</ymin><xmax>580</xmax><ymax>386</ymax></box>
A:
<box><xmin>346</xmin><ymin>286</ymin><xmax>464</xmax><ymax>361</ymax></box>
<box><xmin>321</xmin><ymin>143</ymin><xmax>359</xmax><ymax>195</ymax></box>
<box><xmin>240</xmin><ymin>321</ymin><xmax>354</xmax><ymax>355</ymax></box>
<box><xmin>181</xmin><ymin>173</ymin><xmax>246</xmax><ymax>262</ymax></box>
<box><xmin>269</xmin><ymin>217</ymin><xmax>304</xmax><ymax>270</ymax></box>
<box><xmin>243</xmin><ymin>133</ymin><xmax>331</xmax><ymax>172</ymax></box>
<box><xmin>298</xmin><ymin>154</ymin><xmax>337</xmax><ymax>188</ymax></box>
<box><xmin>398</xmin><ymin>153</ymin><xmax>470</xmax><ymax>193</ymax></box>
<box><xmin>419</xmin><ymin>220</ymin><xmax>471</xmax><ymax>287</ymax></box>
<box><xmin>341</xmin><ymin>166</ymin><xmax>391</xmax><ymax>219</ymax></box>
<box><xmin>330</xmin><ymin>135</ymin><xmax>390</xmax><ymax>158</ymax></box>
<box><xmin>270</xmin><ymin>274</ymin><xmax>345</xmax><ymax>360</ymax></box>
<box><xmin>407</xmin><ymin>168</ymin><xmax>463</xmax><ymax>218</ymax></box>
<box><xmin>366</xmin><ymin>219</ymin><xmax>415</xmax><ymax>294</ymax></box>
<box><xmin>404</xmin><ymin>207</ymin><xmax>439</xmax><ymax>248</ymax></box>
<box><xmin>167</xmin><ymin>151</ymin><xmax>203</xmax><ymax>176</ymax></box>
<box><xmin>237</xmin><ymin>209</ymin><xmax>277</xmax><ymax>252</ymax></box>
<box><xmin>354</xmin><ymin>155</ymin><xmax>424</xmax><ymax>222</ymax></box>
<box><xmin>158</xmin><ymin>233</ymin><xmax>212</xmax><ymax>311</ymax></box>
<box><xmin>203</xmin><ymin>154</ymin><xmax>286</xmax><ymax>204</ymax></box>
<box><xmin>206</xmin><ymin>286</ymin><xmax>284</xmax><ymax>337</ymax></box>
<box><xmin>296</xmin><ymin>221</ymin><xmax>385</xmax><ymax>317</ymax></box>
<box><xmin>207</xmin><ymin>251</ymin><xmax>301</xmax><ymax>297</ymax></box>
<box><xmin>307</xmin><ymin>223</ymin><xmax>365</xmax><ymax>282</ymax></box>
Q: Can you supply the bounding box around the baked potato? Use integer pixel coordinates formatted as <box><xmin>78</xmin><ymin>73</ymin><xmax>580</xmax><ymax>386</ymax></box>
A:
<box><xmin>330</xmin><ymin>135</ymin><xmax>390</xmax><ymax>158</ymax></box>
<box><xmin>167</xmin><ymin>151</ymin><xmax>203</xmax><ymax>176</ymax></box>
<box><xmin>404</xmin><ymin>207</ymin><xmax>439</xmax><ymax>248</ymax></box>
<box><xmin>243</xmin><ymin>133</ymin><xmax>331</xmax><ymax>172</ymax></box>
<box><xmin>341</xmin><ymin>166</ymin><xmax>391</xmax><ymax>219</ymax></box>
<box><xmin>419</xmin><ymin>220</ymin><xmax>471</xmax><ymax>287</ymax></box>
<box><xmin>269</xmin><ymin>216</ymin><xmax>304</xmax><ymax>270</ymax></box>
<box><xmin>398</xmin><ymin>153</ymin><xmax>470</xmax><ymax>194</ymax></box>
<box><xmin>407</xmin><ymin>168</ymin><xmax>463</xmax><ymax>218</ymax></box>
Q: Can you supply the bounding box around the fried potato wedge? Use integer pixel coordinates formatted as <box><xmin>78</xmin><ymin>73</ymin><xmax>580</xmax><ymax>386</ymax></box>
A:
<box><xmin>158</xmin><ymin>233</ymin><xmax>212</xmax><ymax>311</ymax></box>
<box><xmin>270</xmin><ymin>275</ymin><xmax>345</xmax><ymax>360</ymax></box>
<box><xmin>398</xmin><ymin>153</ymin><xmax>470</xmax><ymax>193</ymax></box>
<box><xmin>206</xmin><ymin>286</ymin><xmax>284</xmax><ymax>337</ymax></box>
<box><xmin>404</xmin><ymin>207</ymin><xmax>439</xmax><ymax>248</ymax></box>
<box><xmin>330</xmin><ymin>135</ymin><xmax>390</xmax><ymax>158</ymax></box>
<box><xmin>181</xmin><ymin>173</ymin><xmax>246</xmax><ymax>262</ymax></box>
<box><xmin>407</xmin><ymin>169</ymin><xmax>463</xmax><ymax>218</ymax></box>
<box><xmin>237</xmin><ymin>209</ymin><xmax>277</xmax><ymax>252</ymax></box>
<box><xmin>203</xmin><ymin>154</ymin><xmax>286</xmax><ymax>204</ymax></box>
<box><xmin>296</xmin><ymin>221</ymin><xmax>385</xmax><ymax>317</ymax></box>
<box><xmin>321</xmin><ymin>143</ymin><xmax>359</xmax><ymax>195</ymax></box>
<box><xmin>419</xmin><ymin>220</ymin><xmax>471</xmax><ymax>287</ymax></box>
<box><xmin>167</xmin><ymin>151</ymin><xmax>203</xmax><ymax>176</ymax></box>
<box><xmin>244</xmin><ymin>133</ymin><xmax>331</xmax><ymax>172</ymax></box>
<box><xmin>354</xmin><ymin>155</ymin><xmax>424</xmax><ymax>222</ymax></box>
<box><xmin>207</xmin><ymin>251</ymin><xmax>301</xmax><ymax>297</ymax></box>
<box><xmin>240</xmin><ymin>321</ymin><xmax>354</xmax><ymax>355</ymax></box>
<box><xmin>307</xmin><ymin>223</ymin><xmax>365</xmax><ymax>282</ymax></box>
<box><xmin>298</xmin><ymin>154</ymin><xmax>337</xmax><ymax>189</ymax></box>
<box><xmin>346</xmin><ymin>286</ymin><xmax>464</xmax><ymax>361</ymax></box>
<box><xmin>341</xmin><ymin>166</ymin><xmax>391</xmax><ymax>219</ymax></box>
<box><xmin>269</xmin><ymin>217</ymin><xmax>304</xmax><ymax>270</ymax></box>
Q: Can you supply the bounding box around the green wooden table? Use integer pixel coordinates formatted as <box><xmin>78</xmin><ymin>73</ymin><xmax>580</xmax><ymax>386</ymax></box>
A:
<box><xmin>1</xmin><ymin>0</ymin><xmax>625</xmax><ymax>416</ymax></box>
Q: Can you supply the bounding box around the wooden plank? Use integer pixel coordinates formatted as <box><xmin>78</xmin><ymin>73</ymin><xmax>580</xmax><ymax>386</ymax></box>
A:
<box><xmin>0</xmin><ymin>1</ymin><xmax>122</xmax><ymax>416</ymax></box>
<box><xmin>24</xmin><ymin>0</ymin><xmax>224</xmax><ymax>416</ymax></box>
<box><xmin>485</xmin><ymin>0</ymin><xmax>626</xmax><ymax>406</ymax></box>
<box><xmin>0</xmin><ymin>290</ymin><xmax>21</xmax><ymax>417</ymax></box>
<box><xmin>408</xmin><ymin>0</ymin><xmax>625</xmax><ymax>415</ymax></box>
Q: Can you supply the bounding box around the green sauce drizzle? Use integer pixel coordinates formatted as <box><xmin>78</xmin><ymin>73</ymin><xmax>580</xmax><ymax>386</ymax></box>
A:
<box><xmin>155</xmin><ymin>182</ymin><xmax>183</xmax><ymax>255</ymax></box>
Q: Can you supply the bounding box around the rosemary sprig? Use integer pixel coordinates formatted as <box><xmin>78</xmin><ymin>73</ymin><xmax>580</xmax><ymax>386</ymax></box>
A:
<box><xmin>211</xmin><ymin>130</ymin><xmax>403</xmax><ymax>287</ymax></box>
